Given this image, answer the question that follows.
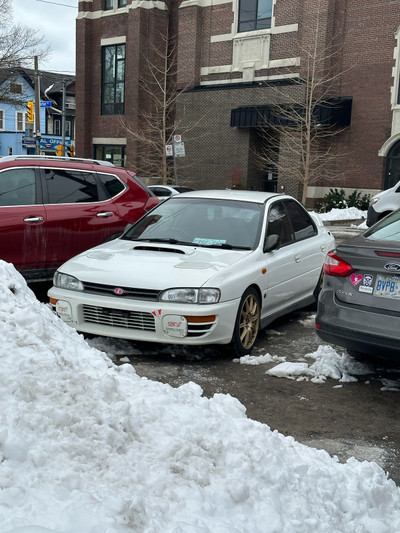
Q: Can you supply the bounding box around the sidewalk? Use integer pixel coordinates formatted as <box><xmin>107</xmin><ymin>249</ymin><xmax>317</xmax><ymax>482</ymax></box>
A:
<box><xmin>323</xmin><ymin>218</ymin><xmax>366</xmax><ymax>239</ymax></box>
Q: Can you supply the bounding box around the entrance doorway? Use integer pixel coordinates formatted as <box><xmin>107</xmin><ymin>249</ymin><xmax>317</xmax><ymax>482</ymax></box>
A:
<box><xmin>385</xmin><ymin>141</ymin><xmax>400</xmax><ymax>189</ymax></box>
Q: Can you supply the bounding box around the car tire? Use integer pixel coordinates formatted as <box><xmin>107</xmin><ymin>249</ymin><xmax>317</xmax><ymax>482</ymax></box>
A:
<box><xmin>231</xmin><ymin>287</ymin><xmax>260</xmax><ymax>357</ymax></box>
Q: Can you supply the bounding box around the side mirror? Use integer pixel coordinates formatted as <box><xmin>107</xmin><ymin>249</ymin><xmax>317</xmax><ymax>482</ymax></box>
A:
<box><xmin>264</xmin><ymin>234</ymin><xmax>280</xmax><ymax>252</ymax></box>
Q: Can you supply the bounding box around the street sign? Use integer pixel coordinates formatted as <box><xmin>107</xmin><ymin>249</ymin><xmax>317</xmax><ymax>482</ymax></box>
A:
<box><xmin>173</xmin><ymin>134</ymin><xmax>181</xmax><ymax>143</ymax></box>
<box><xmin>40</xmin><ymin>101</ymin><xmax>51</xmax><ymax>107</ymax></box>
<box><xmin>165</xmin><ymin>144</ymin><xmax>173</xmax><ymax>157</ymax></box>
<box><xmin>174</xmin><ymin>142</ymin><xmax>186</xmax><ymax>157</ymax></box>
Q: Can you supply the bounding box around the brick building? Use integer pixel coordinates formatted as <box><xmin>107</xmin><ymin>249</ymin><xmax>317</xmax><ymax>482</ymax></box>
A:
<box><xmin>76</xmin><ymin>0</ymin><xmax>400</xmax><ymax>205</ymax></box>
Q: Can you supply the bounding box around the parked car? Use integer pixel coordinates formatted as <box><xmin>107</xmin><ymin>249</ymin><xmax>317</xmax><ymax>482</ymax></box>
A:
<box><xmin>48</xmin><ymin>190</ymin><xmax>335</xmax><ymax>356</ymax></box>
<box><xmin>366</xmin><ymin>180</ymin><xmax>400</xmax><ymax>227</ymax></box>
<box><xmin>316</xmin><ymin>209</ymin><xmax>400</xmax><ymax>362</ymax></box>
<box><xmin>148</xmin><ymin>184</ymin><xmax>195</xmax><ymax>200</ymax></box>
<box><xmin>0</xmin><ymin>155</ymin><xmax>159</xmax><ymax>281</ymax></box>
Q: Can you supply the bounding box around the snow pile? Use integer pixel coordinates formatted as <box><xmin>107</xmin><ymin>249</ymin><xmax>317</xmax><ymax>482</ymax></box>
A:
<box><xmin>1</xmin><ymin>261</ymin><xmax>400</xmax><ymax>533</ymax></box>
<box><xmin>266</xmin><ymin>345</ymin><xmax>369</xmax><ymax>383</ymax></box>
<box><xmin>317</xmin><ymin>207</ymin><xmax>367</xmax><ymax>222</ymax></box>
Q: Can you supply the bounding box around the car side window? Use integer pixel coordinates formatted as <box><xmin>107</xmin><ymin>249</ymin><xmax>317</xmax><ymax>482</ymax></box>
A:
<box><xmin>0</xmin><ymin>168</ymin><xmax>36</xmax><ymax>206</ymax></box>
<box><xmin>266</xmin><ymin>201</ymin><xmax>293</xmax><ymax>247</ymax></box>
<box><xmin>98</xmin><ymin>172</ymin><xmax>125</xmax><ymax>199</ymax></box>
<box><xmin>153</xmin><ymin>187</ymin><xmax>171</xmax><ymax>197</ymax></box>
<box><xmin>284</xmin><ymin>199</ymin><xmax>317</xmax><ymax>241</ymax></box>
<box><xmin>44</xmin><ymin>169</ymin><xmax>99</xmax><ymax>203</ymax></box>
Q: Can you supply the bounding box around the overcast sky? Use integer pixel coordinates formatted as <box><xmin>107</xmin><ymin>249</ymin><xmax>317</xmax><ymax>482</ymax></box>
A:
<box><xmin>13</xmin><ymin>0</ymin><xmax>77</xmax><ymax>74</ymax></box>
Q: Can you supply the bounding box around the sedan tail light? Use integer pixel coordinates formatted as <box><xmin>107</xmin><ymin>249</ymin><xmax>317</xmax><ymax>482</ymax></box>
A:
<box><xmin>323</xmin><ymin>251</ymin><xmax>354</xmax><ymax>277</ymax></box>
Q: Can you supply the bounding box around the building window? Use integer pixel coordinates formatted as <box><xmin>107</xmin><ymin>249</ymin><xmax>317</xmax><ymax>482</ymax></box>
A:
<box><xmin>104</xmin><ymin>0</ymin><xmax>113</xmax><ymax>9</ymax></box>
<box><xmin>16</xmin><ymin>111</ymin><xmax>25</xmax><ymax>131</ymax></box>
<box><xmin>94</xmin><ymin>144</ymin><xmax>125</xmax><ymax>166</ymax></box>
<box><xmin>118</xmin><ymin>0</ymin><xmax>127</xmax><ymax>6</ymax></box>
<box><xmin>238</xmin><ymin>0</ymin><xmax>273</xmax><ymax>32</ymax></box>
<box><xmin>0</xmin><ymin>109</ymin><xmax>4</xmax><ymax>130</ymax></box>
<box><xmin>101</xmin><ymin>44</ymin><xmax>125</xmax><ymax>115</ymax></box>
<box><xmin>9</xmin><ymin>82</ymin><xmax>23</xmax><ymax>95</ymax></box>
<box><xmin>54</xmin><ymin>119</ymin><xmax>72</xmax><ymax>137</ymax></box>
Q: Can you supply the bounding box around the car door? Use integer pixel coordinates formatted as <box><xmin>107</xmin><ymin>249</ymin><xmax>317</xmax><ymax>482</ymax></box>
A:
<box><xmin>0</xmin><ymin>167</ymin><xmax>46</xmax><ymax>275</ymax></box>
<box><xmin>260</xmin><ymin>199</ymin><xmax>322</xmax><ymax>317</ymax></box>
<box><xmin>41</xmin><ymin>167</ymin><xmax>123</xmax><ymax>268</ymax></box>
<box><xmin>283</xmin><ymin>198</ymin><xmax>325</xmax><ymax>294</ymax></box>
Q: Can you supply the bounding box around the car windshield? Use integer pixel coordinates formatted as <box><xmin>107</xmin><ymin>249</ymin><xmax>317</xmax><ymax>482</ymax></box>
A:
<box><xmin>364</xmin><ymin>210</ymin><xmax>400</xmax><ymax>242</ymax></box>
<box><xmin>121</xmin><ymin>197</ymin><xmax>264</xmax><ymax>250</ymax></box>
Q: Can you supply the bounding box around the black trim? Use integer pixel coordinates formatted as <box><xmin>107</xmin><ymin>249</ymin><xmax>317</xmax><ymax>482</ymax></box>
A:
<box><xmin>231</xmin><ymin>97</ymin><xmax>353</xmax><ymax>128</ymax></box>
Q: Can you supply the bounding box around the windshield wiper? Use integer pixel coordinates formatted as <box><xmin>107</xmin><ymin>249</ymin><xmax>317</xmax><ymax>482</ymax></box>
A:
<box><xmin>196</xmin><ymin>243</ymin><xmax>251</xmax><ymax>250</ymax></box>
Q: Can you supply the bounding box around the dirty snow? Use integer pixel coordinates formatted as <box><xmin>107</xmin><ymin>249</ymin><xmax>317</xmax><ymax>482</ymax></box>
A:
<box><xmin>2</xmin><ymin>260</ymin><xmax>400</xmax><ymax>532</ymax></box>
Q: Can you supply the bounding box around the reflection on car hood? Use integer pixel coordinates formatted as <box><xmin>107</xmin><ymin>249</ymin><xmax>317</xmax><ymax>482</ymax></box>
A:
<box><xmin>59</xmin><ymin>238</ymin><xmax>251</xmax><ymax>289</ymax></box>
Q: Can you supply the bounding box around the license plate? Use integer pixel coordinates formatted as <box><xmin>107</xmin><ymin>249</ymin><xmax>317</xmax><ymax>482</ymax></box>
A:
<box><xmin>374</xmin><ymin>274</ymin><xmax>400</xmax><ymax>299</ymax></box>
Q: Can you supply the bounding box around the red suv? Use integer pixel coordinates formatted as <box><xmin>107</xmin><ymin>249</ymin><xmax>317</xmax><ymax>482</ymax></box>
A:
<box><xmin>0</xmin><ymin>155</ymin><xmax>159</xmax><ymax>281</ymax></box>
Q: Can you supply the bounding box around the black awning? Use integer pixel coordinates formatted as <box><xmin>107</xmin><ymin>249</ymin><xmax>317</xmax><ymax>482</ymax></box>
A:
<box><xmin>230</xmin><ymin>97</ymin><xmax>352</xmax><ymax>128</ymax></box>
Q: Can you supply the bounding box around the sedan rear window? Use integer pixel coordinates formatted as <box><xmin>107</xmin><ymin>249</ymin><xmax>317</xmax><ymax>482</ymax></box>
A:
<box><xmin>364</xmin><ymin>210</ymin><xmax>400</xmax><ymax>242</ymax></box>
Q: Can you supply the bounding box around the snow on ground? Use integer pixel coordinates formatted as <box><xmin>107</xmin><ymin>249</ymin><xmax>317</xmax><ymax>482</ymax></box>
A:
<box><xmin>2</xmin><ymin>260</ymin><xmax>400</xmax><ymax>532</ymax></box>
<box><xmin>317</xmin><ymin>207</ymin><xmax>367</xmax><ymax>222</ymax></box>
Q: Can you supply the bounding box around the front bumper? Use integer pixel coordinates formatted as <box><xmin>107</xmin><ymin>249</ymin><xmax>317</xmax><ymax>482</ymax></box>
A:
<box><xmin>48</xmin><ymin>286</ymin><xmax>240</xmax><ymax>346</ymax></box>
<box><xmin>316</xmin><ymin>288</ymin><xmax>400</xmax><ymax>362</ymax></box>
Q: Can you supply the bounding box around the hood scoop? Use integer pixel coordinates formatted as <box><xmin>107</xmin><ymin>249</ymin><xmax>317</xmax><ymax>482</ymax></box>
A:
<box><xmin>133</xmin><ymin>245</ymin><xmax>185</xmax><ymax>255</ymax></box>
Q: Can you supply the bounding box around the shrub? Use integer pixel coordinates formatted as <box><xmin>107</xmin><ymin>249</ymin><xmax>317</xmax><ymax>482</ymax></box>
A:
<box><xmin>319</xmin><ymin>188</ymin><xmax>371</xmax><ymax>212</ymax></box>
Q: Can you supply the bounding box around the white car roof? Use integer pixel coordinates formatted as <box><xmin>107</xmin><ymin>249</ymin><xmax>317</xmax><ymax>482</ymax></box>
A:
<box><xmin>175</xmin><ymin>189</ymin><xmax>282</xmax><ymax>203</ymax></box>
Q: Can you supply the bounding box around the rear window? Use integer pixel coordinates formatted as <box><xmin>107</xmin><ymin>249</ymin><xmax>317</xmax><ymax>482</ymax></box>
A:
<box><xmin>98</xmin><ymin>173</ymin><xmax>125</xmax><ymax>198</ymax></box>
<box><xmin>364</xmin><ymin>210</ymin><xmax>400</xmax><ymax>242</ymax></box>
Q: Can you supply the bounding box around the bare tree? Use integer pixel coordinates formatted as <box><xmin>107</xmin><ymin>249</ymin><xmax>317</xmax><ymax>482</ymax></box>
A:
<box><xmin>0</xmin><ymin>0</ymin><xmax>49</xmax><ymax>105</ymax></box>
<box><xmin>253</xmin><ymin>11</ymin><xmax>352</xmax><ymax>204</ymax></box>
<box><xmin>121</xmin><ymin>31</ymin><xmax>207</xmax><ymax>184</ymax></box>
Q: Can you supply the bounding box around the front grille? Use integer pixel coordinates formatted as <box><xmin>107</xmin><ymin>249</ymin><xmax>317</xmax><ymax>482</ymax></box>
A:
<box><xmin>83</xmin><ymin>305</ymin><xmax>155</xmax><ymax>331</ymax></box>
<box><xmin>82</xmin><ymin>282</ymin><xmax>160</xmax><ymax>302</ymax></box>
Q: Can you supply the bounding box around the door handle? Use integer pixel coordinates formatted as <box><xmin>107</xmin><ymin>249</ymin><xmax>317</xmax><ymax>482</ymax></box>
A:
<box><xmin>24</xmin><ymin>216</ymin><xmax>44</xmax><ymax>223</ymax></box>
<box><xmin>294</xmin><ymin>254</ymin><xmax>301</xmax><ymax>263</ymax></box>
<box><xmin>320</xmin><ymin>245</ymin><xmax>326</xmax><ymax>252</ymax></box>
<box><xmin>96</xmin><ymin>212</ymin><xmax>114</xmax><ymax>218</ymax></box>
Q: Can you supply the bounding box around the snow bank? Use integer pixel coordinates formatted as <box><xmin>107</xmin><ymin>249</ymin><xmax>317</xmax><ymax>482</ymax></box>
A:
<box><xmin>317</xmin><ymin>207</ymin><xmax>367</xmax><ymax>222</ymax></box>
<box><xmin>1</xmin><ymin>261</ymin><xmax>400</xmax><ymax>533</ymax></box>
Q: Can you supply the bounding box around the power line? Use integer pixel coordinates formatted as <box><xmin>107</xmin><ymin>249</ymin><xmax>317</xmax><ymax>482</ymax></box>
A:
<box><xmin>31</xmin><ymin>0</ymin><xmax>77</xmax><ymax>8</ymax></box>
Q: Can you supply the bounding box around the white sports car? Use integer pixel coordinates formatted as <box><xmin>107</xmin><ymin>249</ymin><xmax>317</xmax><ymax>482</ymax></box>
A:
<box><xmin>48</xmin><ymin>190</ymin><xmax>335</xmax><ymax>356</ymax></box>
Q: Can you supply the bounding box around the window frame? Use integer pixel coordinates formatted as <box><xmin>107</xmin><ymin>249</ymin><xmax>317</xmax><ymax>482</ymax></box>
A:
<box><xmin>238</xmin><ymin>0</ymin><xmax>273</xmax><ymax>33</ymax></box>
<box><xmin>101</xmin><ymin>43</ymin><xmax>126</xmax><ymax>116</ymax></box>
<box><xmin>9</xmin><ymin>82</ymin><xmax>23</xmax><ymax>95</ymax></box>
<box><xmin>0</xmin><ymin>109</ymin><xmax>4</xmax><ymax>131</ymax></box>
<box><xmin>15</xmin><ymin>111</ymin><xmax>25</xmax><ymax>132</ymax></box>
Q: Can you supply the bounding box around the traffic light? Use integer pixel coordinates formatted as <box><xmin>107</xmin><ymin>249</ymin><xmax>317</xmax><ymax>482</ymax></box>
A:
<box><xmin>67</xmin><ymin>145</ymin><xmax>75</xmax><ymax>157</ymax></box>
<box><xmin>27</xmin><ymin>101</ymin><xmax>34</xmax><ymax>122</ymax></box>
<box><xmin>55</xmin><ymin>144</ymin><xmax>64</xmax><ymax>156</ymax></box>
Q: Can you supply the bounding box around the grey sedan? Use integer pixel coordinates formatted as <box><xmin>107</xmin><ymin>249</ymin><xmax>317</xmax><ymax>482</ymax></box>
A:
<box><xmin>316</xmin><ymin>210</ymin><xmax>400</xmax><ymax>362</ymax></box>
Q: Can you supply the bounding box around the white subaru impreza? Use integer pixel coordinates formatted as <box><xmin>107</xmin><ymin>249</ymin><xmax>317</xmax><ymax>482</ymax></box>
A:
<box><xmin>48</xmin><ymin>190</ymin><xmax>335</xmax><ymax>356</ymax></box>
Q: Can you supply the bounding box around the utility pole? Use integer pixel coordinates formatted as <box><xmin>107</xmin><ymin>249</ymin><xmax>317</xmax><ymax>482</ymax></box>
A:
<box><xmin>34</xmin><ymin>56</ymin><xmax>41</xmax><ymax>155</ymax></box>
<box><xmin>61</xmin><ymin>78</ymin><xmax>66</xmax><ymax>156</ymax></box>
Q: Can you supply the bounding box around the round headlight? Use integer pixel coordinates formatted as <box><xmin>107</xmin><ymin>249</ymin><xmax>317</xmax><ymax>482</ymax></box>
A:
<box><xmin>53</xmin><ymin>271</ymin><xmax>84</xmax><ymax>291</ymax></box>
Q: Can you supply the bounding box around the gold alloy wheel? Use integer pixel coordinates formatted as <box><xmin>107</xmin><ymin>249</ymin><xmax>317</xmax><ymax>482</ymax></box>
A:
<box><xmin>238</xmin><ymin>292</ymin><xmax>260</xmax><ymax>350</ymax></box>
